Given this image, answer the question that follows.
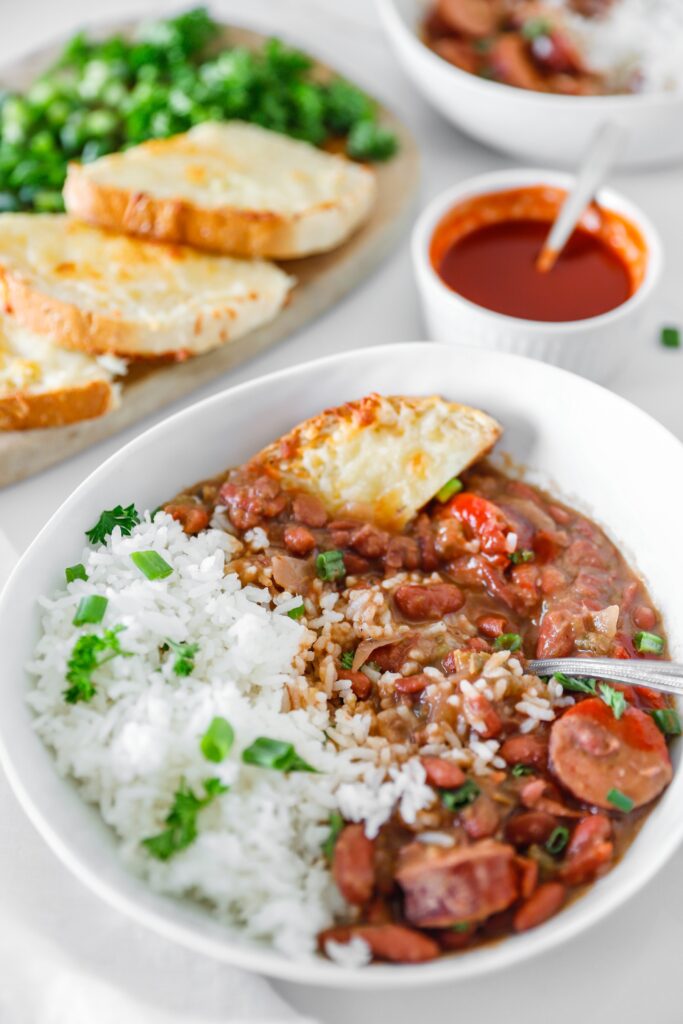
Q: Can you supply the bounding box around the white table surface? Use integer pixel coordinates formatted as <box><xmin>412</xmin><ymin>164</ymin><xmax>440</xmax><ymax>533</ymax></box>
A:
<box><xmin>2</xmin><ymin>1</ymin><xmax>683</xmax><ymax>1021</ymax></box>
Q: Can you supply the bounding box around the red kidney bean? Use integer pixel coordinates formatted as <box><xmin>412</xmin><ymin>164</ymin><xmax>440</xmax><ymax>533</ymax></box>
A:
<box><xmin>394</xmin><ymin>583</ymin><xmax>465</xmax><ymax>621</ymax></box>
<box><xmin>292</xmin><ymin>492</ymin><xmax>327</xmax><ymax>527</ymax></box>
<box><xmin>341</xmin><ymin>670</ymin><xmax>373</xmax><ymax>701</ymax></box>
<box><xmin>513</xmin><ymin>882</ymin><xmax>566</xmax><ymax>932</ymax></box>
<box><xmin>500</xmin><ymin>733</ymin><xmax>548</xmax><ymax>769</ymax></box>
<box><xmin>283</xmin><ymin>524</ymin><xmax>316</xmax><ymax>556</ymax></box>
<box><xmin>505</xmin><ymin>811</ymin><xmax>558</xmax><ymax>847</ymax></box>
<box><xmin>164</xmin><ymin>503</ymin><xmax>210</xmax><ymax>535</ymax></box>
<box><xmin>395</xmin><ymin>673</ymin><xmax>432</xmax><ymax>695</ymax></box>
<box><xmin>350</xmin><ymin>523</ymin><xmax>389</xmax><ymax>559</ymax></box>
<box><xmin>420</xmin><ymin>756</ymin><xmax>466</xmax><ymax>789</ymax></box>
<box><xmin>632</xmin><ymin>605</ymin><xmax>656</xmax><ymax>631</ymax></box>
<box><xmin>332</xmin><ymin>824</ymin><xmax>375</xmax><ymax>905</ymax></box>
<box><xmin>476</xmin><ymin>614</ymin><xmax>510</xmax><ymax>639</ymax></box>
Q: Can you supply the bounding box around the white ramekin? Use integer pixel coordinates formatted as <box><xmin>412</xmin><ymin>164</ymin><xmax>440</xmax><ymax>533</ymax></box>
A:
<box><xmin>412</xmin><ymin>169</ymin><xmax>663</xmax><ymax>383</ymax></box>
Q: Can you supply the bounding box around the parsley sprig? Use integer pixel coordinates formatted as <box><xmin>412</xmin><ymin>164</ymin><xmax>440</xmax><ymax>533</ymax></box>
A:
<box><xmin>85</xmin><ymin>504</ymin><xmax>140</xmax><ymax>544</ymax></box>
<box><xmin>552</xmin><ymin>672</ymin><xmax>626</xmax><ymax>719</ymax></box>
<box><xmin>64</xmin><ymin>626</ymin><xmax>130</xmax><ymax>703</ymax></box>
<box><xmin>164</xmin><ymin>638</ymin><xmax>199</xmax><ymax>676</ymax></box>
<box><xmin>142</xmin><ymin>778</ymin><xmax>228</xmax><ymax>861</ymax></box>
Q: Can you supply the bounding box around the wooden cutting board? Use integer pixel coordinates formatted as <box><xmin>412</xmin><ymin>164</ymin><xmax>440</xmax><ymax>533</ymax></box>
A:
<box><xmin>0</xmin><ymin>22</ymin><xmax>419</xmax><ymax>486</ymax></box>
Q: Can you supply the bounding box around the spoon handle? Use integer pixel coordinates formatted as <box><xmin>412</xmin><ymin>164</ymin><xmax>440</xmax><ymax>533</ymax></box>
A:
<box><xmin>527</xmin><ymin>657</ymin><xmax>683</xmax><ymax>699</ymax></box>
<box><xmin>537</xmin><ymin>121</ymin><xmax>627</xmax><ymax>273</ymax></box>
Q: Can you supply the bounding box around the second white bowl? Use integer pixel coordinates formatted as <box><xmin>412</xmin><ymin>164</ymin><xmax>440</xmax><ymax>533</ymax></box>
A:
<box><xmin>412</xmin><ymin>169</ymin><xmax>662</xmax><ymax>383</ymax></box>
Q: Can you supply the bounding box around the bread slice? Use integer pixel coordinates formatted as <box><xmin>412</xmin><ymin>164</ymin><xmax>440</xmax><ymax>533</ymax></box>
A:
<box><xmin>251</xmin><ymin>393</ymin><xmax>502</xmax><ymax>530</ymax></box>
<box><xmin>63</xmin><ymin>121</ymin><xmax>377</xmax><ymax>259</ymax></box>
<box><xmin>0</xmin><ymin>316</ymin><xmax>122</xmax><ymax>430</ymax></box>
<box><xmin>0</xmin><ymin>214</ymin><xmax>294</xmax><ymax>358</ymax></box>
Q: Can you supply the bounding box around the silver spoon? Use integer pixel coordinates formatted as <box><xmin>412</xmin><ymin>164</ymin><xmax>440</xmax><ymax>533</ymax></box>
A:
<box><xmin>528</xmin><ymin>657</ymin><xmax>683</xmax><ymax>700</ymax></box>
<box><xmin>536</xmin><ymin>120</ymin><xmax>627</xmax><ymax>273</ymax></box>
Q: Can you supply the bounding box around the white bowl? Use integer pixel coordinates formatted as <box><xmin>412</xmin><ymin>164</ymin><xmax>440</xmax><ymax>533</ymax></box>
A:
<box><xmin>377</xmin><ymin>0</ymin><xmax>683</xmax><ymax>168</ymax></box>
<box><xmin>1</xmin><ymin>343</ymin><xmax>682</xmax><ymax>989</ymax></box>
<box><xmin>412</xmin><ymin>169</ymin><xmax>662</xmax><ymax>382</ymax></box>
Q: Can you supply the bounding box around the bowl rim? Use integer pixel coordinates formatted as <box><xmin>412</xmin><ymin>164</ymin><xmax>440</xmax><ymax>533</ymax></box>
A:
<box><xmin>412</xmin><ymin>167</ymin><xmax>663</xmax><ymax>334</ymax></box>
<box><xmin>3</xmin><ymin>341</ymin><xmax>683</xmax><ymax>989</ymax></box>
<box><xmin>376</xmin><ymin>0</ymin><xmax>683</xmax><ymax>109</ymax></box>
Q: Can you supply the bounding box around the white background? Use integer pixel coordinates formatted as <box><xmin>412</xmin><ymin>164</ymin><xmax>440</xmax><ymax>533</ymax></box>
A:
<box><xmin>1</xmin><ymin>1</ymin><xmax>683</xmax><ymax>1021</ymax></box>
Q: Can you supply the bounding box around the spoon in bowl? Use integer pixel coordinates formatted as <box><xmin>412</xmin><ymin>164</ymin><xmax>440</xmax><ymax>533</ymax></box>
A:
<box><xmin>528</xmin><ymin>656</ymin><xmax>683</xmax><ymax>700</ymax></box>
<box><xmin>536</xmin><ymin>121</ymin><xmax>627</xmax><ymax>274</ymax></box>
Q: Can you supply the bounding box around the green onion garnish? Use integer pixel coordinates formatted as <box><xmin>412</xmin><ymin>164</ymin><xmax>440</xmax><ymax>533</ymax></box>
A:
<box><xmin>598</xmin><ymin>682</ymin><xmax>627</xmax><ymax>720</ymax></box>
<box><xmin>552</xmin><ymin>672</ymin><xmax>597</xmax><ymax>695</ymax></box>
<box><xmin>72</xmin><ymin>594</ymin><xmax>108</xmax><ymax>626</ymax></box>
<box><xmin>340</xmin><ymin>650</ymin><xmax>354</xmax><ymax>671</ymax></box>
<box><xmin>316</xmin><ymin>549</ymin><xmax>345</xmax><ymax>582</ymax></box>
<box><xmin>164</xmin><ymin>638</ymin><xmax>199</xmax><ymax>676</ymax></box>
<box><xmin>510</xmin><ymin>549</ymin><xmax>535</xmax><ymax>565</ymax></box>
<box><xmin>633</xmin><ymin>631</ymin><xmax>664</xmax><ymax>655</ymax></box>
<box><xmin>130</xmin><ymin>550</ymin><xmax>173</xmax><ymax>580</ymax></box>
<box><xmin>545</xmin><ymin>826</ymin><xmax>570</xmax><ymax>855</ymax></box>
<box><xmin>142</xmin><ymin>777</ymin><xmax>228</xmax><ymax>861</ymax></box>
<box><xmin>607</xmin><ymin>788</ymin><xmax>634</xmax><ymax>813</ymax></box>
<box><xmin>65</xmin><ymin>563</ymin><xmax>88</xmax><ymax>583</ymax></box>
<box><xmin>200</xmin><ymin>716</ymin><xmax>235</xmax><ymax>763</ymax></box>
<box><xmin>286</xmin><ymin>602</ymin><xmax>306</xmax><ymax>620</ymax></box>
<box><xmin>435</xmin><ymin>477</ymin><xmax>463</xmax><ymax>503</ymax></box>
<box><xmin>86</xmin><ymin>504</ymin><xmax>140</xmax><ymax>544</ymax></box>
<box><xmin>440</xmin><ymin>778</ymin><xmax>480</xmax><ymax>810</ymax></box>
<box><xmin>242</xmin><ymin>737</ymin><xmax>317</xmax><ymax>773</ymax></box>
<box><xmin>511</xmin><ymin>763</ymin><xmax>534</xmax><ymax>777</ymax></box>
<box><xmin>322</xmin><ymin>810</ymin><xmax>344</xmax><ymax>862</ymax></box>
<box><xmin>661</xmin><ymin>326</ymin><xmax>680</xmax><ymax>349</ymax></box>
<box><xmin>493</xmin><ymin>633</ymin><xmax>522</xmax><ymax>652</ymax></box>
<box><xmin>451</xmin><ymin>921</ymin><xmax>471</xmax><ymax>933</ymax></box>
<box><xmin>650</xmin><ymin>708</ymin><xmax>682</xmax><ymax>736</ymax></box>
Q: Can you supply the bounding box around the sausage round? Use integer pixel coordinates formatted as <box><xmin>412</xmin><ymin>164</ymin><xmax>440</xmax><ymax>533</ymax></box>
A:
<box><xmin>549</xmin><ymin>697</ymin><xmax>672</xmax><ymax>810</ymax></box>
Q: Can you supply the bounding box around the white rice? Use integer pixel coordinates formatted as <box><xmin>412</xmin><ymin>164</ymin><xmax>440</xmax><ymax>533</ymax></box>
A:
<box><xmin>549</xmin><ymin>0</ymin><xmax>683</xmax><ymax>92</ymax></box>
<box><xmin>26</xmin><ymin>514</ymin><xmax>433</xmax><ymax>961</ymax></box>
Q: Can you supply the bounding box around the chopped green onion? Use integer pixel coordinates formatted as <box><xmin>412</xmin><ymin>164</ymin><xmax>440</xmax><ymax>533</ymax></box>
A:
<box><xmin>607</xmin><ymin>788</ymin><xmax>634</xmax><ymax>813</ymax></box>
<box><xmin>316</xmin><ymin>549</ymin><xmax>345</xmax><ymax>582</ymax></box>
<box><xmin>493</xmin><ymin>633</ymin><xmax>522</xmax><ymax>652</ymax></box>
<box><xmin>130</xmin><ymin>550</ymin><xmax>173</xmax><ymax>580</ymax></box>
<box><xmin>435</xmin><ymin>477</ymin><xmax>463</xmax><ymax>503</ymax></box>
<box><xmin>340</xmin><ymin>650</ymin><xmax>354</xmax><ymax>671</ymax></box>
<box><xmin>451</xmin><ymin>921</ymin><xmax>471</xmax><ymax>933</ymax></box>
<box><xmin>660</xmin><ymin>326</ymin><xmax>680</xmax><ymax>349</ymax></box>
<box><xmin>510</xmin><ymin>549</ymin><xmax>535</xmax><ymax>565</ymax></box>
<box><xmin>86</xmin><ymin>504</ymin><xmax>140</xmax><ymax>544</ymax></box>
<box><xmin>322</xmin><ymin>810</ymin><xmax>344</xmax><ymax>862</ymax></box>
<box><xmin>545</xmin><ymin>826</ymin><xmax>570</xmax><ymax>855</ymax></box>
<box><xmin>598</xmin><ymin>682</ymin><xmax>626</xmax><ymax>720</ymax></box>
<box><xmin>286</xmin><ymin>602</ymin><xmax>306</xmax><ymax>620</ymax></box>
<box><xmin>650</xmin><ymin>708</ymin><xmax>682</xmax><ymax>736</ymax></box>
<box><xmin>552</xmin><ymin>672</ymin><xmax>597</xmax><ymax>695</ymax></box>
<box><xmin>72</xmin><ymin>594</ymin><xmax>108</xmax><ymax>626</ymax></box>
<box><xmin>242</xmin><ymin>737</ymin><xmax>317</xmax><ymax>773</ymax></box>
<box><xmin>142</xmin><ymin>777</ymin><xmax>228</xmax><ymax>861</ymax></box>
<box><xmin>522</xmin><ymin>17</ymin><xmax>553</xmax><ymax>39</ymax></box>
<box><xmin>164</xmin><ymin>638</ymin><xmax>199</xmax><ymax>676</ymax></box>
<box><xmin>65</xmin><ymin>563</ymin><xmax>88</xmax><ymax>583</ymax></box>
<box><xmin>633</xmin><ymin>631</ymin><xmax>664</xmax><ymax>655</ymax></box>
<box><xmin>200</xmin><ymin>716</ymin><xmax>234</xmax><ymax>763</ymax></box>
<box><xmin>440</xmin><ymin>778</ymin><xmax>480</xmax><ymax>810</ymax></box>
<box><xmin>511</xmin><ymin>763</ymin><xmax>534</xmax><ymax>777</ymax></box>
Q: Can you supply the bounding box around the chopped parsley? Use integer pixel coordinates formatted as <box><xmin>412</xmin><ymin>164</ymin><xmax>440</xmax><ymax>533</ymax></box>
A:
<box><xmin>142</xmin><ymin>777</ymin><xmax>228</xmax><ymax>861</ymax></box>
<box><xmin>200</xmin><ymin>717</ymin><xmax>234</xmax><ymax>763</ymax></box>
<box><xmin>85</xmin><ymin>504</ymin><xmax>140</xmax><ymax>544</ymax></box>
<box><xmin>286</xmin><ymin>602</ymin><xmax>306</xmax><ymax>620</ymax></box>
<box><xmin>65</xmin><ymin>563</ymin><xmax>88</xmax><ymax>583</ymax></box>
<box><xmin>493</xmin><ymin>633</ymin><xmax>522</xmax><ymax>652</ymax></box>
<box><xmin>322</xmin><ymin>810</ymin><xmax>344</xmax><ymax>862</ymax></box>
<box><xmin>451</xmin><ymin>921</ymin><xmax>471</xmax><ymax>933</ymax></box>
<box><xmin>597</xmin><ymin>682</ymin><xmax>627</xmax><ymax>720</ymax></box>
<box><xmin>164</xmin><ymin>638</ymin><xmax>199</xmax><ymax>676</ymax></box>
<box><xmin>552</xmin><ymin>671</ymin><xmax>598</xmax><ymax>695</ymax></box>
<box><xmin>440</xmin><ymin>778</ymin><xmax>480</xmax><ymax>810</ymax></box>
<box><xmin>607</xmin><ymin>788</ymin><xmax>634</xmax><ymax>813</ymax></box>
<box><xmin>553</xmin><ymin>673</ymin><xmax>626</xmax><ymax>719</ymax></box>
<box><xmin>511</xmin><ymin>763</ymin><xmax>534</xmax><ymax>777</ymax></box>
<box><xmin>242</xmin><ymin>737</ymin><xmax>317</xmax><ymax>773</ymax></box>
<box><xmin>510</xmin><ymin>549</ymin><xmax>535</xmax><ymax>565</ymax></box>
<box><xmin>340</xmin><ymin>650</ymin><xmax>355</xmax><ymax>671</ymax></box>
<box><xmin>63</xmin><ymin>625</ymin><xmax>130</xmax><ymax>703</ymax></box>
<box><xmin>522</xmin><ymin>17</ymin><xmax>553</xmax><ymax>39</ymax></box>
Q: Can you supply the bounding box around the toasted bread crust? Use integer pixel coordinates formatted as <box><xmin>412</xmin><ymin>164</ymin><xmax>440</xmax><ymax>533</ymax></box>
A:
<box><xmin>64</xmin><ymin>161</ymin><xmax>375</xmax><ymax>259</ymax></box>
<box><xmin>0</xmin><ymin>378</ymin><xmax>115</xmax><ymax>430</ymax></box>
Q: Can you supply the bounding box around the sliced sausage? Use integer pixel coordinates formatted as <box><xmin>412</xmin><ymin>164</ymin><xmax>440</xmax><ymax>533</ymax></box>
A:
<box><xmin>421</xmin><ymin>756</ymin><xmax>466</xmax><ymax>789</ymax></box>
<box><xmin>500</xmin><ymin>733</ymin><xmax>548</xmax><ymax>769</ymax></box>
<box><xmin>549</xmin><ymin>698</ymin><xmax>672</xmax><ymax>810</ymax></box>
<box><xmin>560</xmin><ymin>814</ymin><xmax>613</xmax><ymax>885</ymax></box>
<box><xmin>321</xmin><ymin>924</ymin><xmax>439</xmax><ymax>964</ymax></box>
<box><xmin>515</xmin><ymin>855</ymin><xmax>539</xmax><ymax>898</ymax></box>
<box><xmin>513</xmin><ymin>882</ymin><xmax>566</xmax><ymax>932</ymax></box>
<box><xmin>164</xmin><ymin>502</ymin><xmax>210</xmax><ymax>535</ymax></box>
<box><xmin>283</xmin><ymin>524</ymin><xmax>316</xmax><ymax>556</ymax></box>
<box><xmin>490</xmin><ymin>34</ymin><xmax>549</xmax><ymax>91</ymax></box>
<box><xmin>350</xmin><ymin>523</ymin><xmax>389</xmax><ymax>559</ymax></box>
<box><xmin>396</xmin><ymin>839</ymin><xmax>519</xmax><ymax>927</ymax></box>
<box><xmin>332</xmin><ymin>824</ymin><xmax>375</xmax><ymax>905</ymax></box>
<box><xmin>394</xmin><ymin>583</ymin><xmax>465</xmax><ymax>621</ymax></box>
<box><xmin>292</xmin><ymin>492</ymin><xmax>327</xmax><ymax>528</ymax></box>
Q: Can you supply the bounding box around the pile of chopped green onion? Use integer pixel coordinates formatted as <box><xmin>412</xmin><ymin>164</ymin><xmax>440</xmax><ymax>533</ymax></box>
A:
<box><xmin>0</xmin><ymin>7</ymin><xmax>398</xmax><ymax>214</ymax></box>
